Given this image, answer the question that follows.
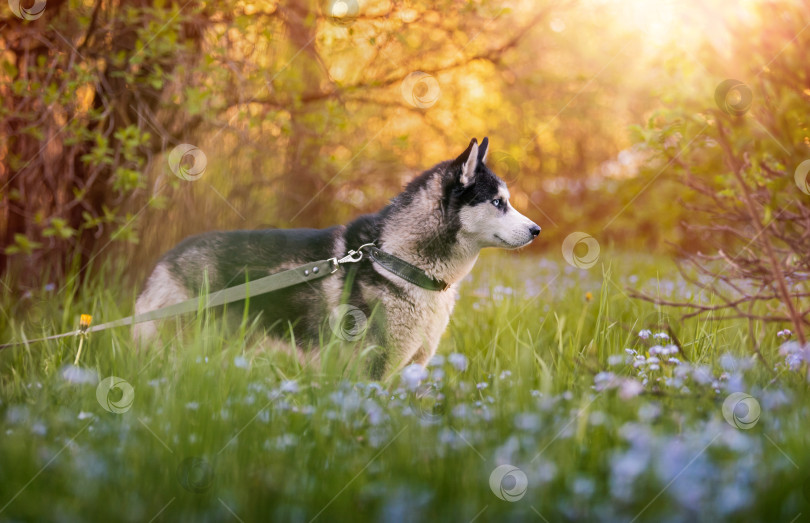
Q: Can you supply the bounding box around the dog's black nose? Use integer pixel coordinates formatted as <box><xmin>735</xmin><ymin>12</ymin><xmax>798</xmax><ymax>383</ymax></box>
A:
<box><xmin>530</xmin><ymin>225</ymin><xmax>541</xmax><ymax>238</ymax></box>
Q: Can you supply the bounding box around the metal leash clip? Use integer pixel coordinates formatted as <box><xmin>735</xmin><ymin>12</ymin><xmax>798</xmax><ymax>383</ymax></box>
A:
<box><xmin>328</xmin><ymin>243</ymin><xmax>376</xmax><ymax>273</ymax></box>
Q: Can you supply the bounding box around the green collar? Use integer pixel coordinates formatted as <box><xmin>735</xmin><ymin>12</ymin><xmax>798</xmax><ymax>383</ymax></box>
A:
<box><xmin>365</xmin><ymin>245</ymin><xmax>450</xmax><ymax>292</ymax></box>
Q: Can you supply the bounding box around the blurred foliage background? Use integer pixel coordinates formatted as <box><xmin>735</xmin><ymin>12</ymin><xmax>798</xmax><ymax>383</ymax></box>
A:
<box><xmin>1</xmin><ymin>0</ymin><xmax>809</xmax><ymax>289</ymax></box>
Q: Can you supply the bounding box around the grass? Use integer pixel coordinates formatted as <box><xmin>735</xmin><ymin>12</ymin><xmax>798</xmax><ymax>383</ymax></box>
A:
<box><xmin>0</xmin><ymin>250</ymin><xmax>808</xmax><ymax>522</ymax></box>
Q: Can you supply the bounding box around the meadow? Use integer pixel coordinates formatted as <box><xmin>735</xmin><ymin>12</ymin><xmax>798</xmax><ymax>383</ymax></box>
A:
<box><xmin>3</xmin><ymin>0</ymin><xmax>810</xmax><ymax>521</ymax></box>
<box><xmin>1</xmin><ymin>251</ymin><xmax>807</xmax><ymax>522</ymax></box>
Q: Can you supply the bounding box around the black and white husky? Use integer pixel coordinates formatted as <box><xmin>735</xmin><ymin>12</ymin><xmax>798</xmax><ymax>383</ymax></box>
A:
<box><xmin>135</xmin><ymin>137</ymin><xmax>540</xmax><ymax>378</ymax></box>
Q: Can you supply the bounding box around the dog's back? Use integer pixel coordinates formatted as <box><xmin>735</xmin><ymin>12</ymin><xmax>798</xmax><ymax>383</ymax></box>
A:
<box><xmin>134</xmin><ymin>226</ymin><xmax>348</xmax><ymax>343</ymax></box>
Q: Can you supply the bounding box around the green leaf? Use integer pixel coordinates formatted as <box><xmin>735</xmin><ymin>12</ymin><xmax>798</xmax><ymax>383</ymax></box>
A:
<box><xmin>42</xmin><ymin>218</ymin><xmax>77</xmax><ymax>240</ymax></box>
<box><xmin>4</xmin><ymin>233</ymin><xmax>43</xmax><ymax>256</ymax></box>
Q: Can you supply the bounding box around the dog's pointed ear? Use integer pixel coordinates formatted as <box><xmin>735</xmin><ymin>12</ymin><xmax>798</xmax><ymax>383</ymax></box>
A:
<box><xmin>478</xmin><ymin>137</ymin><xmax>489</xmax><ymax>164</ymax></box>
<box><xmin>455</xmin><ymin>138</ymin><xmax>479</xmax><ymax>186</ymax></box>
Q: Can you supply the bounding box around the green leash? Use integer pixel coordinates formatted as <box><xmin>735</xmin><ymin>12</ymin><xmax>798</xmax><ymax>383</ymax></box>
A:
<box><xmin>89</xmin><ymin>258</ymin><xmax>340</xmax><ymax>332</ymax></box>
<box><xmin>0</xmin><ymin>245</ymin><xmax>373</xmax><ymax>351</ymax></box>
<box><xmin>0</xmin><ymin>241</ymin><xmax>450</xmax><ymax>352</ymax></box>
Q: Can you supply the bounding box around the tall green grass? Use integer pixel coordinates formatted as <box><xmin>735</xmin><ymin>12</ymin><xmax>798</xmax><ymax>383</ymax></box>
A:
<box><xmin>0</xmin><ymin>251</ymin><xmax>807</xmax><ymax>522</ymax></box>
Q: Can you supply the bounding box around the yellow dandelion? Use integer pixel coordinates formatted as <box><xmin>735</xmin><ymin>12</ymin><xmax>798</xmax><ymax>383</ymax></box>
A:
<box><xmin>79</xmin><ymin>314</ymin><xmax>93</xmax><ymax>329</ymax></box>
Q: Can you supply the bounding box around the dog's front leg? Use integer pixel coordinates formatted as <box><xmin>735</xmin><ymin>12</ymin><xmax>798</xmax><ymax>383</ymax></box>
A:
<box><xmin>374</xmin><ymin>322</ymin><xmax>441</xmax><ymax>379</ymax></box>
<box><xmin>409</xmin><ymin>340</ymin><xmax>440</xmax><ymax>367</ymax></box>
<box><xmin>364</xmin><ymin>329</ymin><xmax>423</xmax><ymax>381</ymax></box>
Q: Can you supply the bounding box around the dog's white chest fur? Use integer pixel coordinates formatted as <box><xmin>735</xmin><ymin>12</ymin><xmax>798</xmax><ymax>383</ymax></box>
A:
<box><xmin>360</xmin><ymin>259</ymin><xmax>469</xmax><ymax>372</ymax></box>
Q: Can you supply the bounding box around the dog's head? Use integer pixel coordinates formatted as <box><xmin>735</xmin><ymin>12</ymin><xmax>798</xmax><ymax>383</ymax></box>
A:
<box><xmin>446</xmin><ymin>137</ymin><xmax>540</xmax><ymax>250</ymax></box>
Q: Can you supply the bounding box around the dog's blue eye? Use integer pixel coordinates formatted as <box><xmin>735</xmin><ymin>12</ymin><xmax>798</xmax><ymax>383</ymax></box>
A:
<box><xmin>492</xmin><ymin>199</ymin><xmax>502</xmax><ymax>208</ymax></box>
